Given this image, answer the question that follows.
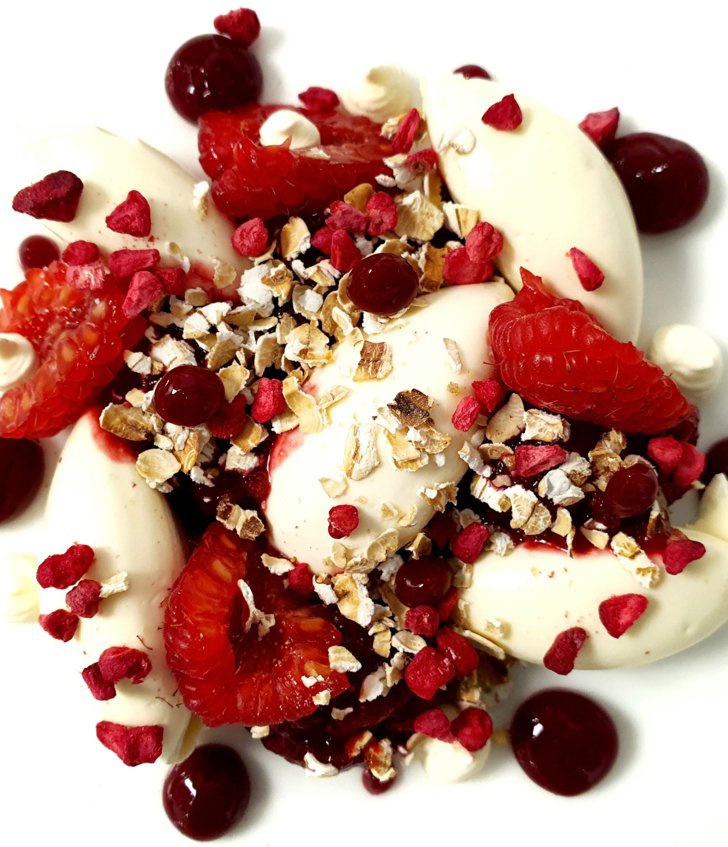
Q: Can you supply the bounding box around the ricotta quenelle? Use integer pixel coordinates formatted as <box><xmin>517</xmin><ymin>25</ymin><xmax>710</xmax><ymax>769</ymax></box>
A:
<box><xmin>14</xmin><ymin>126</ymin><xmax>246</xmax><ymax>277</ymax></box>
<box><xmin>421</xmin><ymin>75</ymin><xmax>643</xmax><ymax>342</ymax></box>
<box><xmin>43</xmin><ymin>411</ymin><xmax>192</xmax><ymax>760</ymax></box>
<box><xmin>265</xmin><ymin>282</ymin><xmax>513</xmax><ymax>572</ymax></box>
<box><xmin>459</xmin><ymin>474</ymin><xmax>728</xmax><ymax>669</ymax></box>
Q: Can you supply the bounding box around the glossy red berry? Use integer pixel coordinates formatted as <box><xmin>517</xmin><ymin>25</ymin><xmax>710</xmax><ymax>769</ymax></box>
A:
<box><xmin>454</xmin><ymin>64</ymin><xmax>492</xmax><ymax>80</ymax></box>
<box><xmin>346</xmin><ymin>253</ymin><xmax>419</xmax><ymax>315</ymax></box>
<box><xmin>394</xmin><ymin>557</ymin><xmax>452</xmax><ymax>608</ymax></box>
<box><xmin>154</xmin><ymin>365</ymin><xmax>225</xmax><ymax>426</ymax></box>
<box><xmin>18</xmin><ymin>235</ymin><xmax>59</xmax><ymax>269</ymax></box>
<box><xmin>607</xmin><ymin>132</ymin><xmax>709</xmax><ymax>233</ymax></box>
<box><xmin>165</xmin><ymin>34</ymin><xmax>262</xmax><ymax>123</ymax></box>
<box><xmin>603</xmin><ymin>463</ymin><xmax>658</xmax><ymax>519</ymax></box>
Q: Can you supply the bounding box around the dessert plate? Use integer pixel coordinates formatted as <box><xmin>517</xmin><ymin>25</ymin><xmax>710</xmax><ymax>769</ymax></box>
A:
<box><xmin>1</xmin><ymin>1</ymin><xmax>727</xmax><ymax>845</ymax></box>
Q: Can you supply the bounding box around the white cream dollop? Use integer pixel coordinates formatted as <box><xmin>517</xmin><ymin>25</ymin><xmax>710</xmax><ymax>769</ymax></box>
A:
<box><xmin>648</xmin><ymin>323</ymin><xmax>723</xmax><ymax>400</ymax></box>
<box><xmin>0</xmin><ymin>552</ymin><xmax>39</xmax><ymax>623</ymax></box>
<box><xmin>340</xmin><ymin>66</ymin><xmax>419</xmax><ymax>123</ymax></box>
<box><xmin>459</xmin><ymin>474</ymin><xmax>728</xmax><ymax>669</ymax></box>
<box><xmin>415</xmin><ymin>737</ymin><xmax>491</xmax><ymax>784</ymax></box>
<box><xmin>259</xmin><ymin>109</ymin><xmax>321</xmax><ymax>149</ymax></box>
<box><xmin>421</xmin><ymin>75</ymin><xmax>643</xmax><ymax>342</ymax></box>
<box><xmin>0</xmin><ymin>333</ymin><xmax>37</xmax><ymax>392</ymax></box>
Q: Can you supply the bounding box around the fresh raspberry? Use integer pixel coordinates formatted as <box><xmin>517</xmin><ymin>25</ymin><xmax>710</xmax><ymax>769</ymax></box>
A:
<box><xmin>489</xmin><ymin>270</ymin><xmax>695</xmax><ymax>434</ymax></box>
<box><xmin>164</xmin><ymin>524</ymin><xmax>349</xmax><ymax>726</ymax></box>
<box><xmin>199</xmin><ymin>105</ymin><xmax>392</xmax><ymax>220</ymax></box>
<box><xmin>0</xmin><ymin>264</ymin><xmax>145</xmax><ymax>438</ymax></box>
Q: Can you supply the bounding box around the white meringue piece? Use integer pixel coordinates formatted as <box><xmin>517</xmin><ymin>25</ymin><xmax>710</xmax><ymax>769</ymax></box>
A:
<box><xmin>648</xmin><ymin>323</ymin><xmax>723</xmax><ymax>400</ymax></box>
<box><xmin>259</xmin><ymin>109</ymin><xmax>321</xmax><ymax>149</ymax></box>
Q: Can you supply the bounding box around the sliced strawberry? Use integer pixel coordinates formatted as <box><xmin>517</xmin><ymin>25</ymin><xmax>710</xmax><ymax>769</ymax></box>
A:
<box><xmin>0</xmin><ymin>263</ymin><xmax>145</xmax><ymax>438</ymax></box>
<box><xmin>489</xmin><ymin>270</ymin><xmax>695</xmax><ymax>434</ymax></box>
<box><xmin>199</xmin><ymin>105</ymin><xmax>392</xmax><ymax>220</ymax></box>
<box><xmin>164</xmin><ymin>523</ymin><xmax>349</xmax><ymax>727</ymax></box>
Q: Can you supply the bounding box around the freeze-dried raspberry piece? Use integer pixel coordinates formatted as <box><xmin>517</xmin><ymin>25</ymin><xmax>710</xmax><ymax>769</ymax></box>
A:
<box><xmin>67</xmin><ymin>259</ymin><xmax>107</xmax><ymax>290</ymax></box>
<box><xmin>414</xmin><ymin>708</ymin><xmax>454</xmax><ymax>742</ymax></box>
<box><xmin>568</xmin><ymin>247</ymin><xmax>605</xmax><ymax>292</ymax></box>
<box><xmin>391</xmin><ymin>108</ymin><xmax>421</xmax><ymax>154</ymax></box>
<box><xmin>288</xmin><ymin>561</ymin><xmax>314</xmax><ymax>597</ymax></box>
<box><xmin>39</xmin><ymin>609</ymin><xmax>79</xmax><ymax>641</ymax></box>
<box><xmin>482</xmin><ymin>94</ymin><xmax>522</xmax><ymax>130</ymax></box>
<box><xmin>647</xmin><ymin>435</ymin><xmax>684</xmax><ymax>473</ymax></box>
<box><xmin>451</xmin><ymin>395</ymin><xmax>481</xmax><ymax>432</ymax></box>
<box><xmin>465</xmin><ymin>222</ymin><xmax>503</xmax><ymax>263</ymax></box>
<box><xmin>427</xmin><ymin>512</ymin><xmax>458</xmax><ymax>550</ymax></box>
<box><xmin>579</xmin><ymin>108</ymin><xmax>620</xmax><ymax>149</ymax></box>
<box><xmin>489</xmin><ymin>270</ymin><xmax>695</xmax><ymax>434</ymax></box>
<box><xmin>436</xmin><ymin>628</ymin><xmax>479</xmax><ymax>675</ymax></box>
<box><xmin>327</xmin><ymin>504</ymin><xmax>359</xmax><ymax>539</ymax></box>
<box><xmin>543</xmin><ymin>627</ymin><xmax>587</xmax><ymax>674</ymax></box>
<box><xmin>443</xmin><ymin>247</ymin><xmax>493</xmax><ymax>285</ymax></box>
<box><xmin>405</xmin><ymin>148</ymin><xmax>438</xmax><ymax>172</ymax></box>
<box><xmin>105</xmin><ymin>190</ymin><xmax>152</xmax><ymax>237</ymax></box>
<box><xmin>326</xmin><ymin>200</ymin><xmax>368</xmax><ymax>234</ymax></box>
<box><xmin>366</xmin><ymin>191</ymin><xmax>397</xmax><ymax>236</ymax></box>
<box><xmin>66</xmin><ymin>579</ymin><xmax>102</xmax><ymax>618</ymax></box>
<box><xmin>37</xmin><ymin>543</ymin><xmax>95</xmax><ymax>589</ymax></box>
<box><xmin>12</xmin><ymin>170</ymin><xmax>84</xmax><ymax>222</ymax></box>
<box><xmin>663</xmin><ymin>537</ymin><xmax>706</xmax><ymax>575</ymax></box>
<box><xmin>82</xmin><ymin>663</ymin><xmax>116</xmax><ymax>700</ymax></box>
<box><xmin>208</xmin><ymin>394</ymin><xmax>249</xmax><ymax>439</ymax></box>
<box><xmin>98</xmin><ymin>646</ymin><xmax>152</xmax><ymax>684</ymax></box>
<box><xmin>329</xmin><ymin>230</ymin><xmax>361</xmax><ymax>272</ymax></box>
<box><xmin>232</xmin><ymin>217</ymin><xmax>269</xmax><ymax>257</ymax></box>
<box><xmin>96</xmin><ymin>721</ymin><xmax>163</xmax><ymax>766</ymax></box>
<box><xmin>122</xmin><ymin>271</ymin><xmax>165</xmax><ymax>319</ymax></box>
<box><xmin>156</xmin><ymin>266</ymin><xmax>188</xmax><ymax>297</ymax></box>
<box><xmin>299</xmin><ymin>86</ymin><xmax>339</xmax><ymax>112</ymax></box>
<box><xmin>62</xmin><ymin>241</ymin><xmax>99</xmax><ymax>266</ymax></box>
<box><xmin>598</xmin><ymin>593</ymin><xmax>649</xmax><ymax>638</ymax></box>
<box><xmin>471</xmin><ymin>378</ymin><xmax>507</xmax><ymax>414</ymax></box>
<box><xmin>404</xmin><ymin>605</ymin><xmax>439</xmax><ymax>637</ymax></box>
<box><xmin>109</xmin><ymin>248</ymin><xmax>160</xmax><ymax>278</ymax></box>
<box><xmin>673</xmin><ymin>443</ymin><xmax>705</xmax><ymax>489</ymax></box>
<box><xmin>451</xmin><ymin>707</ymin><xmax>493</xmax><ymax>752</ymax></box>
<box><xmin>452</xmin><ymin>523</ymin><xmax>490</xmax><ymax>564</ymax></box>
<box><xmin>404</xmin><ymin>646</ymin><xmax>455</xmax><ymax>700</ymax></box>
<box><xmin>311</xmin><ymin>226</ymin><xmax>333</xmax><ymax>254</ymax></box>
<box><xmin>437</xmin><ymin>587</ymin><xmax>459</xmax><ymax>622</ymax></box>
<box><xmin>514</xmin><ymin>444</ymin><xmax>568</xmax><ymax>478</ymax></box>
<box><xmin>251</xmin><ymin>377</ymin><xmax>285</xmax><ymax>423</ymax></box>
<box><xmin>214</xmin><ymin>8</ymin><xmax>261</xmax><ymax>46</ymax></box>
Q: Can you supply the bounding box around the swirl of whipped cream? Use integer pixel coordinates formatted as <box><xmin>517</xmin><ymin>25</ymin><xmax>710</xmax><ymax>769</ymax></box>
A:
<box><xmin>0</xmin><ymin>333</ymin><xmax>37</xmax><ymax>393</ymax></box>
<box><xmin>259</xmin><ymin>109</ymin><xmax>321</xmax><ymax>149</ymax></box>
<box><xmin>648</xmin><ymin>323</ymin><xmax>723</xmax><ymax>400</ymax></box>
<box><xmin>340</xmin><ymin>66</ymin><xmax>419</xmax><ymax>123</ymax></box>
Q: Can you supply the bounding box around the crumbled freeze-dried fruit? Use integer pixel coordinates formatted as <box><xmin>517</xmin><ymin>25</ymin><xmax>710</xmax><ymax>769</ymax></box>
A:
<box><xmin>366</xmin><ymin>192</ymin><xmax>398</xmax><ymax>236</ymax></box>
<box><xmin>98</xmin><ymin>646</ymin><xmax>152</xmax><ymax>684</ymax></box>
<box><xmin>288</xmin><ymin>561</ymin><xmax>314</xmax><ymax>597</ymax></box>
<box><xmin>598</xmin><ymin>594</ymin><xmax>649</xmax><ymax>638</ymax></box>
<box><xmin>329</xmin><ymin>230</ymin><xmax>361</xmax><ymax>272</ymax></box>
<box><xmin>414</xmin><ymin>708</ymin><xmax>455</xmax><ymax>742</ymax></box>
<box><xmin>543</xmin><ymin>627</ymin><xmax>588</xmax><ymax>675</ymax></box>
<box><xmin>326</xmin><ymin>200</ymin><xmax>368</xmax><ymax>234</ymax></box>
<box><xmin>251</xmin><ymin>377</ymin><xmax>286</xmax><ymax>423</ymax></box>
<box><xmin>663</xmin><ymin>538</ymin><xmax>706</xmax><ymax>575</ymax></box>
<box><xmin>444</xmin><ymin>247</ymin><xmax>493</xmax><ymax>286</ymax></box>
<box><xmin>82</xmin><ymin>663</ymin><xmax>117</xmax><ymax>700</ymax></box>
<box><xmin>96</xmin><ymin>721</ymin><xmax>163</xmax><ymax>766</ymax></box>
<box><xmin>579</xmin><ymin>107</ymin><xmax>620</xmax><ymax>149</ymax></box>
<box><xmin>208</xmin><ymin>395</ymin><xmax>249</xmax><ymax>439</ymax></box>
<box><xmin>514</xmin><ymin>444</ymin><xmax>568</xmax><ymax>478</ymax></box>
<box><xmin>451</xmin><ymin>395</ymin><xmax>481</xmax><ymax>432</ymax></box>
<box><xmin>66</xmin><ymin>579</ymin><xmax>102</xmax><ymax>618</ymax></box>
<box><xmin>298</xmin><ymin>86</ymin><xmax>339</xmax><ymax>112</ymax></box>
<box><xmin>481</xmin><ymin>94</ymin><xmax>522</xmax><ymax>130</ymax></box>
<box><xmin>327</xmin><ymin>505</ymin><xmax>359</xmax><ymax>539</ymax></box>
<box><xmin>38</xmin><ymin>609</ymin><xmax>79</xmax><ymax>641</ymax></box>
<box><xmin>673</xmin><ymin>443</ymin><xmax>705</xmax><ymax>489</ymax></box>
<box><xmin>437</xmin><ymin>587</ymin><xmax>459</xmax><ymax>622</ymax></box>
<box><xmin>214</xmin><ymin>7</ymin><xmax>261</xmax><ymax>46</ymax></box>
<box><xmin>123</xmin><ymin>271</ymin><xmax>165</xmax><ymax>318</ymax></box>
<box><xmin>451</xmin><ymin>523</ymin><xmax>490</xmax><ymax>564</ymax></box>
<box><xmin>62</xmin><ymin>241</ymin><xmax>100</xmax><ymax>265</ymax></box>
<box><xmin>105</xmin><ymin>190</ymin><xmax>152</xmax><ymax>237</ymax></box>
<box><xmin>405</xmin><ymin>605</ymin><xmax>440</xmax><ymax>637</ymax></box>
<box><xmin>471</xmin><ymin>378</ymin><xmax>506</xmax><ymax>414</ymax></box>
<box><xmin>465</xmin><ymin>221</ymin><xmax>504</xmax><ymax>263</ymax></box>
<box><xmin>232</xmin><ymin>217</ymin><xmax>269</xmax><ymax>257</ymax></box>
<box><xmin>404</xmin><ymin>646</ymin><xmax>456</xmax><ymax>699</ymax></box>
<box><xmin>436</xmin><ymin>628</ymin><xmax>479</xmax><ymax>675</ymax></box>
<box><xmin>12</xmin><ymin>170</ymin><xmax>84</xmax><ymax>222</ymax></box>
<box><xmin>568</xmin><ymin>247</ymin><xmax>605</xmax><ymax>292</ymax></box>
<box><xmin>36</xmin><ymin>543</ymin><xmax>95</xmax><ymax>589</ymax></box>
<box><xmin>109</xmin><ymin>248</ymin><xmax>160</xmax><ymax>278</ymax></box>
<box><xmin>451</xmin><ymin>707</ymin><xmax>493</xmax><ymax>752</ymax></box>
<box><xmin>391</xmin><ymin>108</ymin><xmax>421</xmax><ymax>154</ymax></box>
<box><xmin>647</xmin><ymin>435</ymin><xmax>684</xmax><ymax>473</ymax></box>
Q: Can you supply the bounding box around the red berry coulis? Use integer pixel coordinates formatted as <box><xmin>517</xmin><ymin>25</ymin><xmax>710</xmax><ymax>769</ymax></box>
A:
<box><xmin>163</xmin><ymin>744</ymin><xmax>251</xmax><ymax>841</ymax></box>
<box><xmin>18</xmin><ymin>235</ymin><xmax>59</xmax><ymax>270</ymax></box>
<box><xmin>0</xmin><ymin>437</ymin><xmax>44</xmax><ymax>523</ymax></box>
<box><xmin>510</xmin><ymin>689</ymin><xmax>618</xmax><ymax>796</ymax></box>
<box><xmin>346</xmin><ymin>253</ymin><xmax>419</xmax><ymax>315</ymax></box>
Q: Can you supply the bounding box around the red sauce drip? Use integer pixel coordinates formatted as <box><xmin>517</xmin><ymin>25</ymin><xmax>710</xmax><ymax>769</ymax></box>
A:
<box><xmin>87</xmin><ymin>410</ymin><xmax>136</xmax><ymax>463</ymax></box>
<box><xmin>268</xmin><ymin>427</ymin><xmax>305</xmax><ymax>474</ymax></box>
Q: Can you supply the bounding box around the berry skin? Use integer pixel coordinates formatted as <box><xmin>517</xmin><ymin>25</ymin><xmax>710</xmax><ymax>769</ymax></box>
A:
<box><xmin>0</xmin><ymin>264</ymin><xmax>145</xmax><ymax>438</ymax></box>
<box><xmin>488</xmin><ymin>270</ymin><xmax>695</xmax><ymax>434</ymax></box>
<box><xmin>164</xmin><ymin>524</ymin><xmax>349</xmax><ymax>727</ymax></box>
<box><xmin>199</xmin><ymin>105</ymin><xmax>392</xmax><ymax>220</ymax></box>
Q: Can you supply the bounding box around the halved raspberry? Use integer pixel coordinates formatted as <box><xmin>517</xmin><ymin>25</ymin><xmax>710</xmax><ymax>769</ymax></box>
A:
<box><xmin>164</xmin><ymin>524</ymin><xmax>349</xmax><ymax>726</ymax></box>
<box><xmin>0</xmin><ymin>264</ymin><xmax>146</xmax><ymax>438</ymax></box>
<box><xmin>489</xmin><ymin>271</ymin><xmax>695</xmax><ymax>434</ymax></box>
<box><xmin>199</xmin><ymin>105</ymin><xmax>392</xmax><ymax>220</ymax></box>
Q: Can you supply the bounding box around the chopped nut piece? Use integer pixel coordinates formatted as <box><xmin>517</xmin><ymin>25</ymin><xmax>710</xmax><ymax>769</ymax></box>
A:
<box><xmin>442</xmin><ymin>201</ymin><xmax>480</xmax><ymax>238</ymax></box>
<box><xmin>580</xmin><ymin>522</ymin><xmax>611</xmax><ymax>549</ymax></box>
<box><xmin>249</xmin><ymin>725</ymin><xmax>270</xmax><ymax>739</ymax></box>
<box><xmin>354</xmin><ymin>341</ymin><xmax>393</xmax><ymax>381</ymax></box>
<box><xmin>522</xmin><ymin>408</ymin><xmax>568</xmax><ymax>442</ymax></box>
<box><xmin>559</xmin><ymin>452</ymin><xmax>592</xmax><ymax>486</ymax></box>
<box><xmin>280</xmin><ymin>217</ymin><xmax>311</xmax><ymax>259</ymax></box>
<box><xmin>506</xmin><ymin>485</ymin><xmax>539</xmax><ymax>530</ymax></box>
<box><xmin>487</xmin><ymin>531</ymin><xmax>515</xmax><ymax>557</ymax></box>
<box><xmin>313</xmin><ymin>690</ymin><xmax>331</xmax><ymax>706</ymax></box>
<box><xmin>359</xmin><ymin>666</ymin><xmax>387</xmax><ymax>702</ymax></box>
<box><xmin>459</xmin><ymin>441</ymin><xmax>487</xmax><ymax>475</ymax></box>
<box><xmin>420</xmin><ymin>243</ymin><xmax>448</xmax><ymax>292</ymax></box>
<box><xmin>394</xmin><ymin>190</ymin><xmax>445</xmax><ymax>242</ymax></box>
<box><xmin>343</xmin><ymin>421</ymin><xmax>381</xmax><ymax>480</ymax></box>
<box><xmin>328</xmin><ymin>646</ymin><xmax>362</xmax><ymax>673</ymax></box>
<box><xmin>485</xmin><ymin>393</ymin><xmax>526</xmax><ymax>442</ymax></box>
<box><xmin>522</xmin><ymin>502</ymin><xmax>553</xmax><ymax>536</ymax></box>
<box><xmin>551</xmin><ymin>508</ymin><xmax>574</xmax><ymax>537</ymax></box>
<box><xmin>344</xmin><ymin>182</ymin><xmax>375</xmax><ymax>211</ymax></box>
<box><xmin>303</xmin><ymin>753</ymin><xmax>339</xmax><ymax>777</ymax></box>
<box><xmin>405</xmin><ymin>532</ymin><xmax>432</xmax><ymax>559</ymax></box>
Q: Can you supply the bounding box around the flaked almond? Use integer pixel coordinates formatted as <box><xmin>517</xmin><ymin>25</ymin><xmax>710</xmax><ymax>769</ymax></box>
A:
<box><xmin>280</xmin><ymin>217</ymin><xmax>311</xmax><ymax>260</ymax></box>
<box><xmin>485</xmin><ymin>393</ymin><xmax>525</xmax><ymax>442</ymax></box>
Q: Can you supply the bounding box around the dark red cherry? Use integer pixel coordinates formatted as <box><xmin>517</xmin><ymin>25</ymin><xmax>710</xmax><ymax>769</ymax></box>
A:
<box><xmin>362</xmin><ymin>768</ymin><xmax>396</xmax><ymax>794</ymax></box>
<box><xmin>154</xmin><ymin>365</ymin><xmax>225</xmax><ymax>426</ymax></box>
<box><xmin>165</xmin><ymin>34</ymin><xmax>262</xmax><ymax>123</ymax></box>
<box><xmin>703</xmin><ymin>437</ymin><xmax>728</xmax><ymax>485</ymax></box>
<box><xmin>511</xmin><ymin>689</ymin><xmax>618</xmax><ymax>796</ymax></box>
<box><xmin>0</xmin><ymin>438</ymin><xmax>45</xmax><ymax>524</ymax></box>
<box><xmin>346</xmin><ymin>253</ymin><xmax>419</xmax><ymax>315</ymax></box>
<box><xmin>602</xmin><ymin>462</ymin><xmax>658</xmax><ymax>519</ymax></box>
<box><xmin>607</xmin><ymin>132</ymin><xmax>709</xmax><ymax>233</ymax></box>
<box><xmin>18</xmin><ymin>235</ymin><xmax>59</xmax><ymax>269</ymax></box>
<box><xmin>454</xmin><ymin>64</ymin><xmax>492</xmax><ymax>80</ymax></box>
<box><xmin>163</xmin><ymin>744</ymin><xmax>250</xmax><ymax>841</ymax></box>
<box><xmin>394</xmin><ymin>557</ymin><xmax>452</xmax><ymax>607</ymax></box>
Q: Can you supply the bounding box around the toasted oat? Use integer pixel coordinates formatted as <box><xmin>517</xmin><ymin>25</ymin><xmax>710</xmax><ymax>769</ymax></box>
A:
<box><xmin>343</xmin><ymin>421</ymin><xmax>381</xmax><ymax>480</ymax></box>
<box><xmin>405</xmin><ymin>532</ymin><xmax>432</xmax><ymax>560</ymax></box>
<box><xmin>392</xmin><ymin>630</ymin><xmax>427</xmax><ymax>654</ymax></box>
<box><xmin>459</xmin><ymin>441</ymin><xmax>488</xmax><ymax>475</ymax></box>
<box><xmin>174</xmin><ymin>429</ymin><xmax>205</xmax><ymax>474</ymax></box>
<box><xmin>249</xmin><ymin>725</ymin><xmax>270</xmax><ymax>739</ymax></box>
<box><xmin>280</xmin><ymin>217</ymin><xmax>311</xmax><ymax>260</ymax></box>
<box><xmin>388</xmin><ymin>388</ymin><xmax>433</xmax><ymax>428</ymax></box>
<box><xmin>442</xmin><ymin>201</ymin><xmax>480</xmax><ymax>238</ymax></box>
<box><xmin>418</xmin><ymin>480</ymin><xmax>458</xmax><ymax>512</ymax></box>
<box><xmin>359</xmin><ymin>666</ymin><xmax>387</xmax><ymax>702</ymax></box>
<box><xmin>232</xmin><ymin>419</ymin><xmax>268</xmax><ymax>452</ymax></box>
<box><xmin>292</xmin><ymin>284</ymin><xmax>324</xmax><ymax>321</ymax></box>
<box><xmin>559</xmin><ymin>452</ymin><xmax>592</xmax><ymax>486</ymax></box>
<box><xmin>282</xmin><ymin>376</ymin><xmax>325</xmax><ymax>434</ymax></box>
<box><xmin>611</xmin><ymin>532</ymin><xmax>662</xmax><ymax>587</ymax></box>
<box><xmin>394</xmin><ymin>190</ymin><xmax>445</xmax><ymax>242</ymax></box>
<box><xmin>333</xmin><ymin>573</ymin><xmax>375</xmax><ymax>626</ymax></box>
<box><xmin>216</xmin><ymin>502</ymin><xmax>265</xmax><ymax>540</ymax></box>
<box><xmin>487</xmin><ymin>531</ymin><xmax>515</xmax><ymax>557</ymax></box>
<box><xmin>538</xmin><ymin>469</ymin><xmax>585</xmax><ymax>506</ymax></box>
<box><xmin>361</xmin><ymin>530</ymin><xmax>401</xmax><ymax>571</ymax></box>
<box><xmin>261</xmin><ymin>553</ymin><xmax>295</xmax><ymax>576</ymax></box>
<box><xmin>372</xmin><ymin>627</ymin><xmax>392</xmax><ymax>658</ymax></box>
<box><xmin>420</xmin><ymin>243</ymin><xmax>448</xmax><ymax>292</ymax></box>
<box><xmin>303</xmin><ymin>753</ymin><xmax>339</xmax><ymax>778</ymax></box>
<box><xmin>319</xmin><ymin>473</ymin><xmax>348</xmax><ymax>499</ymax></box>
<box><xmin>354</xmin><ymin>341</ymin><xmax>393</xmax><ymax>381</ymax></box>
<box><xmin>457</xmin><ymin>627</ymin><xmax>507</xmax><ymax>662</ymax></box>
<box><xmin>523</xmin><ymin>408</ymin><xmax>568</xmax><ymax>443</ymax></box>
<box><xmin>442</xmin><ymin>338</ymin><xmax>463</xmax><ymax>374</ymax></box>
<box><xmin>522</xmin><ymin>502</ymin><xmax>553</xmax><ymax>536</ymax></box>
<box><xmin>123</xmin><ymin>350</ymin><xmax>152</xmax><ymax>375</ymax></box>
<box><xmin>505</xmin><ymin>485</ymin><xmax>539</xmax><ymax>530</ymax></box>
<box><xmin>217</xmin><ymin>362</ymin><xmax>250</xmax><ymax>401</ymax></box>
<box><xmin>590</xmin><ymin>430</ymin><xmax>626</xmax><ymax>490</ymax></box>
<box><xmin>470</xmin><ymin>476</ymin><xmax>511</xmax><ymax>512</ymax></box>
<box><xmin>328</xmin><ymin>646</ymin><xmax>362</xmax><ymax>673</ymax></box>
<box><xmin>136</xmin><ymin>448</ymin><xmax>181</xmax><ymax>490</ymax></box>
<box><xmin>485</xmin><ymin>394</ymin><xmax>526</xmax><ymax>442</ymax></box>
<box><xmin>312</xmin><ymin>690</ymin><xmax>331</xmax><ymax>706</ymax></box>
<box><xmin>212</xmin><ymin>258</ymin><xmax>238</xmax><ymax>290</ymax></box>
<box><xmin>386</xmin><ymin>429</ymin><xmax>428</xmax><ymax>471</ymax></box>
<box><xmin>100</xmin><ymin>404</ymin><xmax>157</xmax><ymax>442</ymax></box>
<box><xmin>284</xmin><ymin>322</ymin><xmax>331</xmax><ymax>367</ymax></box>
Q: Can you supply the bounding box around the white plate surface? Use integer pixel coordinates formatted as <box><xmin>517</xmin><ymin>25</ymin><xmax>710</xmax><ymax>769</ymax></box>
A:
<box><xmin>2</xmin><ymin>2</ymin><xmax>728</xmax><ymax>845</ymax></box>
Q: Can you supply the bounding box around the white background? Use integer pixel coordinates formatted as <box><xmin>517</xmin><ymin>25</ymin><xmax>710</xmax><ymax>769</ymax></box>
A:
<box><xmin>2</xmin><ymin>1</ymin><xmax>728</xmax><ymax>845</ymax></box>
